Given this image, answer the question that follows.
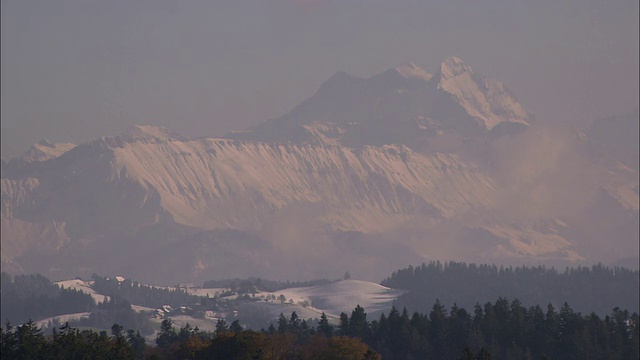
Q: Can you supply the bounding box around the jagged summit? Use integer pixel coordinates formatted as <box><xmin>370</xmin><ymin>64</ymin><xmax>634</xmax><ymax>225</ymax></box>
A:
<box><xmin>14</xmin><ymin>140</ymin><xmax>77</xmax><ymax>163</ymax></box>
<box><xmin>37</xmin><ymin>139</ymin><xmax>56</xmax><ymax>148</ymax></box>
<box><xmin>434</xmin><ymin>57</ymin><xmax>531</xmax><ymax>130</ymax></box>
<box><xmin>438</xmin><ymin>56</ymin><xmax>474</xmax><ymax>79</ymax></box>
<box><xmin>228</xmin><ymin>57</ymin><xmax>532</xmax><ymax>145</ymax></box>
<box><xmin>394</xmin><ymin>62</ymin><xmax>433</xmax><ymax>81</ymax></box>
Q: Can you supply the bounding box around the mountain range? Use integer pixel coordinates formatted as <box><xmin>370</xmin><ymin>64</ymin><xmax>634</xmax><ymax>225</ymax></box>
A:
<box><xmin>2</xmin><ymin>57</ymin><xmax>638</xmax><ymax>284</ymax></box>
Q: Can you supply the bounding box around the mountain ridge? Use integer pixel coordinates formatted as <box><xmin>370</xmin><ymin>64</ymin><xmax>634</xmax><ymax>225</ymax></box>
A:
<box><xmin>1</xmin><ymin>59</ymin><xmax>637</xmax><ymax>283</ymax></box>
<box><xmin>228</xmin><ymin>57</ymin><xmax>533</xmax><ymax>146</ymax></box>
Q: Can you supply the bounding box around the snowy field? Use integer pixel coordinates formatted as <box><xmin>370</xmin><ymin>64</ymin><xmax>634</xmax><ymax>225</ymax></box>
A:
<box><xmin>55</xmin><ymin>279</ymin><xmax>109</xmax><ymax>303</ymax></box>
<box><xmin>256</xmin><ymin>280</ymin><xmax>403</xmax><ymax>318</ymax></box>
<box><xmin>184</xmin><ymin>287</ymin><xmax>226</xmax><ymax>298</ymax></box>
<box><xmin>40</xmin><ymin>278</ymin><xmax>403</xmax><ymax>331</ymax></box>
<box><xmin>35</xmin><ymin>312</ymin><xmax>91</xmax><ymax>329</ymax></box>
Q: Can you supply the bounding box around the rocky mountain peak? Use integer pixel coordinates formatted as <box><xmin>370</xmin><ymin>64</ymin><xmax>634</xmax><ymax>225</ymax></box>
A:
<box><xmin>434</xmin><ymin>57</ymin><xmax>531</xmax><ymax>130</ymax></box>
<box><xmin>36</xmin><ymin>139</ymin><xmax>56</xmax><ymax>148</ymax></box>
<box><xmin>228</xmin><ymin>57</ymin><xmax>533</xmax><ymax>145</ymax></box>
<box><xmin>15</xmin><ymin>140</ymin><xmax>77</xmax><ymax>164</ymax></box>
<box><xmin>394</xmin><ymin>63</ymin><xmax>433</xmax><ymax>81</ymax></box>
<box><xmin>438</xmin><ymin>56</ymin><xmax>474</xmax><ymax>79</ymax></box>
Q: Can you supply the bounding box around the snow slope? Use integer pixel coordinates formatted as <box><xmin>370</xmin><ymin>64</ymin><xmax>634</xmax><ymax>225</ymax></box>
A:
<box><xmin>35</xmin><ymin>312</ymin><xmax>91</xmax><ymax>329</ymax></box>
<box><xmin>436</xmin><ymin>57</ymin><xmax>530</xmax><ymax>130</ymax></box>
<box><xmin>111</xmin><ymin>137</ymin><xmax>496</xmax><ymax>230</ymax></box>
<box><xmin>185</xmin><ymin>288</ymin><xmax>226</xmax><ymax>298</ymax></box>
<box><xmin>262</xmin><ymin>280</ymin><xmax>403</xmax><ymax>318</ymax></box>
<box><xmin>55</xmin><ymin>279</ymin><xmax>109</xmax><ymax>303</ymax></box>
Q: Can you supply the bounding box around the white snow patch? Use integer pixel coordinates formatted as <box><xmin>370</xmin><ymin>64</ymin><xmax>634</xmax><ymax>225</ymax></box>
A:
<box><xmin>259</xmin><ymin>280</ymin><xmax>403</xmax><ymax>318</ymax></box>
<box><xmin>395</xmin><ymin>63</ymin><xmax>433</xmax><ymax>81</ymax></box>
<box><xmin>169</xmin><ymin>315</ymin><xmax>217</xmax><ymax>332</ymax></box>
<box><xmin>55</xmin><ymin>279</ymin><xmax>109</xmax><ymax>303</ymax></box>
<box><xmin>184</xmin><ymin>287</ymin><xmax>226</xmax><ymax>298</ymax></box>
<box><xmin>437</xmin><ymin>56</ymin><xmax>530</xmax><ymax>129</ymax></box>
<box><xmin>131</xmin><ymin>305</ymin><xmax>156</xmax><ymax>313</ymax></box>
<box><xmin>35</xmin><ymin>312</ymin><xmax>91</xmax><ymax>328</ymax></box>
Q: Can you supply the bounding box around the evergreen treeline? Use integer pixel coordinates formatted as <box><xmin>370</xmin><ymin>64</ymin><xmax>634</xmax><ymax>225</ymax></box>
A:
<box><xmin>90</xmin><ymin>275</ymin><xmax>201</xmax><ymax>309</ymax></box>
<box><xmin>1</xmin><ymin>321</ymin><xmax>149</xmax><ymax>360</ymax></box>
<box><xmin>382</xmin><ymin>262</ymin><xmax>639</xmax><ymax>316</ymax></box>
<box><xmin>0</xmin><ymin>318</ymin><xmax>378</xmax><ymax>359</ymax></box>
<box><xmin>2</xmin><ymin>300</ymin><xmax>637</xmax><ymax>359</ymax></box>
<box><xmin>341</xmin><ymin>300</ymin><xmax>639</xmax><ymax>360</ymax></box>
<box><xmin>1</xmin><ymin>273</ymin><xmax>157</xmax><ymax>335</ymax></box>
<box><xmin>0</xmin><ymin>273</ymin><xmax>94</xmax><ymax>325</ymax></box>
<box><xmin>202</xmin><ymin>277</ymin><xmax>336</xmax><ymax>293</ymax></box>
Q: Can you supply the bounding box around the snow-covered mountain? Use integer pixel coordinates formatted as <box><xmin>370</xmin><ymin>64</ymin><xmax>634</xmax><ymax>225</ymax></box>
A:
<box><xmin>1</xmin><ymin>127</ymin><xmax>498</xmax><ymax>281</ymax></box>
<box><xmin>1</xmin><ymin>59</ymin><xmax>637</xmax><ymax>283</ymax></box>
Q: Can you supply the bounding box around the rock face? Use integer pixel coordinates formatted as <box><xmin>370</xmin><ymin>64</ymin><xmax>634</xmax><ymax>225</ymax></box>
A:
<box><xmin>1</xmin><ymin>59</ymin><xmax>637</xmax><ymax>284</ymax></box>
<box><xmin>1</xmin><ymin>133</ymin><xmax>498</xmax><ymax>282</ymax></box>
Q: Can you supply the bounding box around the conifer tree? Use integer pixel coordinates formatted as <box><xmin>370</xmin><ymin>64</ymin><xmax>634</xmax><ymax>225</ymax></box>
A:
<box><xmin>318</xmin><ymin>312</ymin><xmax>334</xmax><ymax>337</ymax></box>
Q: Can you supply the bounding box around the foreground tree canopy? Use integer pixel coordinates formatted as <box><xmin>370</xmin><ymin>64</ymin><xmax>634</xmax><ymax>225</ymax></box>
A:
<box><xmin>2</xmin><ymin>299</ymin><xmax>638</xmax><ymax>360</ymax></box>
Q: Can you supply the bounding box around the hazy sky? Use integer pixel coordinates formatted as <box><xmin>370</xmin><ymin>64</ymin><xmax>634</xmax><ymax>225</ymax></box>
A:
<box><xmin>2</xmin><ymin>0</ymin><xmax>638</xmax><ymax>159</ymax></box>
